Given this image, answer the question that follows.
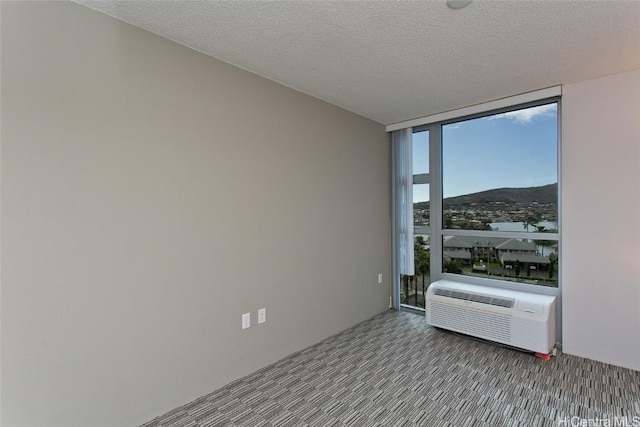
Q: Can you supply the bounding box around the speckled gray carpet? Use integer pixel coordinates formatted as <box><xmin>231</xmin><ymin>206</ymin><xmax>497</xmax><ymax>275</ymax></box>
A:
<box><xmin>141</xmin><ymin>310</ymin><xmax>640</xmax><ymax>427</ymax></box>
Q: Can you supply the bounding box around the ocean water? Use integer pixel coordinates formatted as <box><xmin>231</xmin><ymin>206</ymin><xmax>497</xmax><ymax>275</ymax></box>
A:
<box><xmin>489</xmin><ymin>221</ymin><xmax>558</xmax><ymax>232</ymax></box>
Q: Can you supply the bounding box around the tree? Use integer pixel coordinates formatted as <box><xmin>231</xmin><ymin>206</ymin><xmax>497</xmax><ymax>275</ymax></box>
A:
<box><xmin>524</xmin><ymin>214</ymin><xmax>541</xmax><ymax>232</ymax></box>
<box><xmin>548</xmin><ymin>253</ymin><xmax>558</xmax><ymax>279</ymax></box>
<box><xmin>533</xmin><ymin>224</ymin><xmax>556</xmax><ymax>256</ymax></box>
<box><xmin>444</xmin><ymin>217</ymin><xmax>454</xmax><ymax>229</ymax></box>
<box><xmin>536</xmin><ymin>239</ymin><xmax>555</xmax><ymax>256</ymax></box>
<box><xmin>402</xmin><ymin>274</ymin><xmax>410</xmax><ymax>304</ymax></box>
<box><xmin>444</xmin><ymin>259</ymin><xmax>462</xmax><ymax>274</ymax></box>
<box><xmin>414</xmin><ymin>236</ymin><xmax>430</xmax><ymax>307</ymax></box>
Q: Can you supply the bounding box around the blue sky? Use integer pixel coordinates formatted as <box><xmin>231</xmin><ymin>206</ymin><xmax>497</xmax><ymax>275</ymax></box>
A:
<box><xmin>413</xmin><ymin>103</ymin><xmax>558</xmax><ymax>202</ymax></box>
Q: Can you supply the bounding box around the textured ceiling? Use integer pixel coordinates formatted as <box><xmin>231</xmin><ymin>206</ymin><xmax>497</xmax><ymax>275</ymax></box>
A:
<box><xmin>75</xmin><ymin>0</ymin><xmax>640</xmax><ymax>125</ymax></box>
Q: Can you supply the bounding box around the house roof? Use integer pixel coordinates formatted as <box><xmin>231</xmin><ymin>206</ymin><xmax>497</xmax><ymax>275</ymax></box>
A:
<box><xmin>443</xmin><ymin>236</ymin><xmax>473</xmax><ymax>249</ymax></box>
<box><xmin>495</xmin><ymin>239</ymin><xmax>537</xmax><ymax>251</ymax></box>
<box><xmin>500</xmin><ymin>253</ymin><xmax>550</xmax><ymax>264</ymax></box>
<box><xmin>74</xmin><ymin>1</ymin><xmax>640</xmax><ymax>125</ymax></box>
<box><xmin>453</xmin><ymin>236</ymin><xmax>510</xmax><ymax>248</ymax></box>
<box><xmin>444</xmin><ymin>251</ymin><xmax>471</xmax><ymax>260</ymax></box>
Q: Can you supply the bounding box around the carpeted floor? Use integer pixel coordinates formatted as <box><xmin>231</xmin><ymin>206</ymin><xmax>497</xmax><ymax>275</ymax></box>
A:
<box><xmin>141</xmin><ymin>310</ymin><xmax>640</xmax><ymax>427</ymax></box>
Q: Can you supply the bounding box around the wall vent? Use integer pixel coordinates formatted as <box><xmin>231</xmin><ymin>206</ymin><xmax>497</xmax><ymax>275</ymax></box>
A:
<box><xmin>433</xmin><ymin>288</ymin><xmax>515</xmax><ymax>308</ymax></box>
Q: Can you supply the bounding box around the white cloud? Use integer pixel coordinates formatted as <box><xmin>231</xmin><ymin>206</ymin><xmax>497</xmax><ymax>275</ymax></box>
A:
<box><xmin>491</xmin><ymin>104</ymin><xmax>557</xmax><ymax>124</ymax></box>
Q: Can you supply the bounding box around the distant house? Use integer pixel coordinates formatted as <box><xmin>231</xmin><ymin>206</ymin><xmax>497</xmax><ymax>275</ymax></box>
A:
<box><xmin>468</xmin><ymin>238</ymin><xmax>496</xmax><ymax>262</ymax></box>
<box><xmin>494</xmin><ymin>239</ymin><xmax>549</xmax><ymax>270</ymax></box>
<box><xmin>439</xmin><ymin>236</ymin><xmax>552</xmax><ymax>271</ymax></box>
<box><xmin>494</xmin><ymin>238</ymin><xmax>537</xmax><ymax>257</ymax></box>
<box><xmin>443</xmin><ymin>236</ymin><xmax>473</xmax><ymax>265</ymax></box>
<box><xmin>500</xmin><ymin>253</ymin><xmax>550</xmax><ymax>271</ymax></box>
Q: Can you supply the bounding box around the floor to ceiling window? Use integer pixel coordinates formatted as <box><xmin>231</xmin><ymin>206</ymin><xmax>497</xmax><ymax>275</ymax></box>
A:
<box><xmin>393</xmin><ymin>91</ymin><xmax>560</xmax><ymax>312</ymax></box>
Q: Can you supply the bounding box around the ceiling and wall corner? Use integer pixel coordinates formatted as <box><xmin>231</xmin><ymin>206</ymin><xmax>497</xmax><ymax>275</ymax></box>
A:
<box><xmin>74</xmin><ymin>0</ymin><xmax>640</xmax><ymax>125</ymax></box>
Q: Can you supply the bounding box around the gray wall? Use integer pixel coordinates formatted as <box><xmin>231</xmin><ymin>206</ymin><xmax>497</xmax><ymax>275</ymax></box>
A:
<box><xmin>0</xmin><ymin>2</ymin><xmax>390</xmax><ymax>426</ymax></box>
<box><xmin>561</xmin><ymin>69</ymin><xmax>640</xmax><ymax>371</ymax></box>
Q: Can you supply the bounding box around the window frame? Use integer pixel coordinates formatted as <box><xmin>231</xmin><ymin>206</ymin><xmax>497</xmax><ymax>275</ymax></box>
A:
<box><xmin>415</xmin><ymin>96</ymin><xmax>561</xmax><ymax>297</ymax></box>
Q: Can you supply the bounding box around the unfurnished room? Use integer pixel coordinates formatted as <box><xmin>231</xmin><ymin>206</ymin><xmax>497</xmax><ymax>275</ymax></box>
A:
<box><xmin>1</xmin><ymin>1</ymin><xmax>639</xmax><ymax>426</ymax></box>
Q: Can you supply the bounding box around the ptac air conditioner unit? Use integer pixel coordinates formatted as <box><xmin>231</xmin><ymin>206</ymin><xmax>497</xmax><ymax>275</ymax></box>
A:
<box><xmin>426</xmin><ymin>280</ymin><xmax>556</xmax><ymax>354</ymax></box>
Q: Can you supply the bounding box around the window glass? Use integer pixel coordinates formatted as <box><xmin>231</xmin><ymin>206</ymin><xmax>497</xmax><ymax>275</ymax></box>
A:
<box><xmin>401</xmin><ymin>130</ymin><xmax>431</xmax><ymax>310</ymax></box>
<box><xmin>442</xmin><ymin>103</ymin><xmax>558</xmax><ymax>232</ymax></box>
<box><xmin>401</xmin><ymin>235</ymin><xmax>431</xmax><ymax>308</ymax></box>
<box><xmin>398</xmin><ymin>99</ymin><xmax>560</xmax><ymax>310</ymax></box>
<box><xmin>413</xmin><ymin>184</ymin><xmax>429</xmax><ymax>228</ymax></box>
<box><xmin>442</xmin><ymin>235</ymin><xmax>558</xmax><ymax>287</ymax></box>
<box><xmin>412</xmin><ymin>130</ymin><xmax>429</xmax><ymax>175</ymax></box>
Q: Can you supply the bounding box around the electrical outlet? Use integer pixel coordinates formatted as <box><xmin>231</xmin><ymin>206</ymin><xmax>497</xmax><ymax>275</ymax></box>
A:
<box><xmin>378</xmin><ymin>273</ymin><xmax>383</xmax><ymax>284</ymax></box>
<box><xmin>242</xmin><ymin>313</ymin><xmax>250</xmax><ymax>329</ymax></box>
<box><xmin>258</xmin><ymin>308</ymin><xmax>266</xmax><ymax>324</ymax></box>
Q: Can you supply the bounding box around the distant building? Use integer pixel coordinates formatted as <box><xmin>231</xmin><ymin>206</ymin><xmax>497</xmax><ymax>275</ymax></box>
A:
<box><xmin>443</xmin><ymin>236</ymin><xmax>473</xmax><ymax>264</ymax></box>
<box><xmin>500</xmin><ymin>253</ymin><xmax>550</xmax><ymax>271</ymax></box>
<box><xmin>440</xmin><ymin>235</ymin><xmax>552</xmax><ymax>270</ymax></box>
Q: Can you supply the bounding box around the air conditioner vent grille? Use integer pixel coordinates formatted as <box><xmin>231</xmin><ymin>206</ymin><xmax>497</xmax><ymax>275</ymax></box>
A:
<box><xmin>490</xmin><ymin>298</ymin><xmax>514</xmax><ymax>308</ymax></box>
<box><xmin>429</xmin><ymin>302</ymin><xmax>512</xmax><ymax>342</ymax></box>
<box><xmin>433</xmin><ymin>288</ymin><xmax>515</xmax><ymax>308</ymax></box>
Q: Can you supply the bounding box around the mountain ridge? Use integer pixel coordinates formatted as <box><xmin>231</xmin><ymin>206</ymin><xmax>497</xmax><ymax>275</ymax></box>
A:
<box><xmin>414</xmin><ymin>183</ymin><xmax>557</xmax><ymax>209</ymax></box>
